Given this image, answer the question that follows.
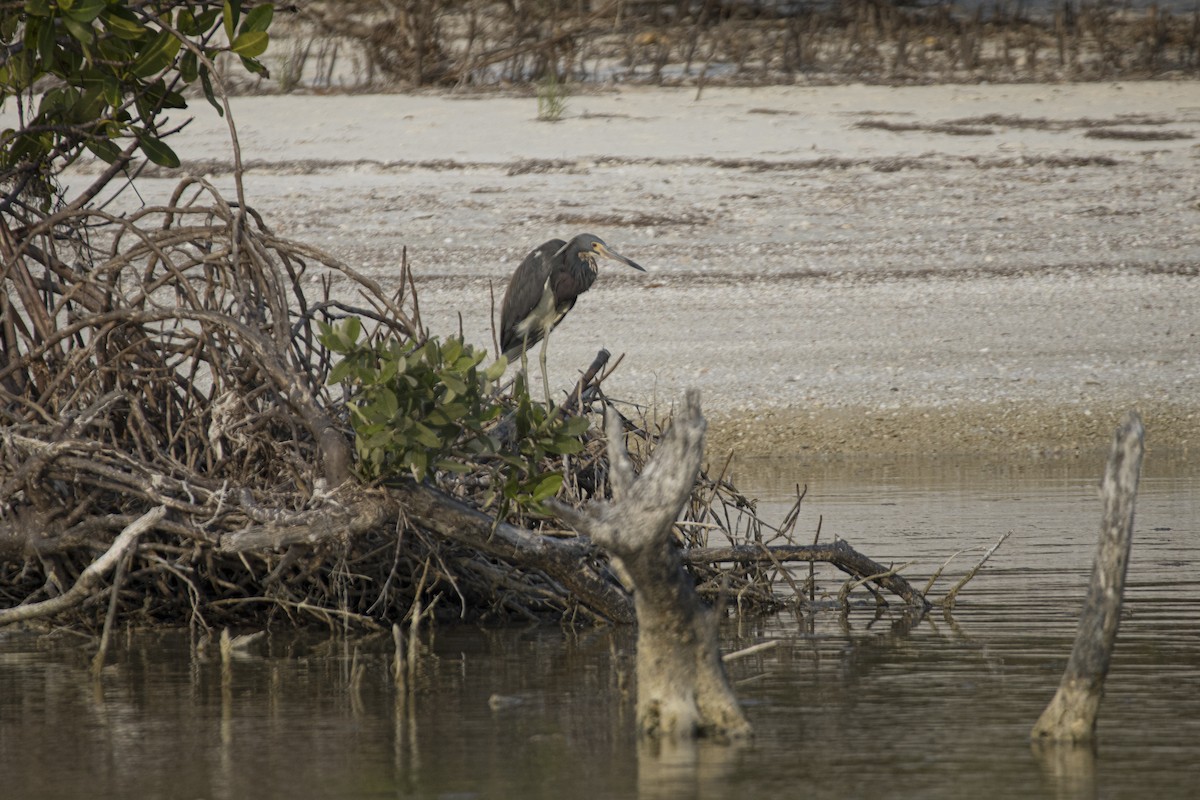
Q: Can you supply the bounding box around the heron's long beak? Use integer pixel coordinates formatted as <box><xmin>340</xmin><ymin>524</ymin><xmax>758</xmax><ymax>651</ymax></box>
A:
<box><xmin>595</xmin><ymin>243</ymin><xmax>646</xmax><ymax>272</ymax></box>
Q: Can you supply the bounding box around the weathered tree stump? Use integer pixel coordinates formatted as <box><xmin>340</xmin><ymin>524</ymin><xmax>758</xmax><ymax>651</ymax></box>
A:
<box><xmin>1031</xmin><ymin>411</ymin><xmax>1145</xmax><ymax>741</ymax></box>
<box><xmin>550</xmin><ymin>390</ymin><xmax>751</xmax><ymax>739</ymax></box>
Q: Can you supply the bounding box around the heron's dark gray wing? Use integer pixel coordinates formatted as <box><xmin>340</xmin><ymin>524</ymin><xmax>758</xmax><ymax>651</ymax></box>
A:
<box><xmin>499</xmin><ymin>239</ymin><xmax>565</xmax><ymax>357</ymax></box>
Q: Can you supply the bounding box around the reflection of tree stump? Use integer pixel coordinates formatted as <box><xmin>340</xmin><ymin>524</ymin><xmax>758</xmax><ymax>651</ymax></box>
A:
<box><xmin>551</xmin><ymin>390</ymin><xmax>750</xmax><ymax>739</ymax></box>
<box><xmin>1032</xmin><ymin>411</ymin><xmax>1144</xmax><ymax>742</ymax></box>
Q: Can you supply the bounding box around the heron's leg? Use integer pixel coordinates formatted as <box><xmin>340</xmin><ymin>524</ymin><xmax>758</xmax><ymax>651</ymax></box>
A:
<box><xmin>518</xmin><ymin>334</ymin><xmax>531</xmax><ymax>393</ymax></box>
<box><xmin>538</xmin><ymin>332</ymin><xmax>552</xmax><ymax>407</ymax></box>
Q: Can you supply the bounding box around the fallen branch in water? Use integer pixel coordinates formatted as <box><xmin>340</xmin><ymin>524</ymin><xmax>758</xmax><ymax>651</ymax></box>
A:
<box><xmin>683</xmin><ymin>540</ymin><xmax>931</xmax><ymax>608</ymax></box>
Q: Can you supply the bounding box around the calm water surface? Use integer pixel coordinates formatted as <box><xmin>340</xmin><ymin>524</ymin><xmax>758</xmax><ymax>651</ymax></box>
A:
<box><xmin>2</xmin><ymin>451</ymin><xmax>1197</xmax><ymax>799</ymax></box>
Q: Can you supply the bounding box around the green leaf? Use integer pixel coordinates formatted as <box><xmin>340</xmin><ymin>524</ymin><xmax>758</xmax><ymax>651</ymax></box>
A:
<box><xmin>440</xmin><ymin>402</ymin><xmax>469</xmax><ymax>423</ymax></box>
<box><xmin>34</xmin><ymin>18</ymin><xmax>56</xmax><ymax>69</ymax></box>
<box><xmin>454</xmin><ymin>354</ymin><xmax>480</xmax><ymax>373</ymax></box>
<box><xmin>195</xmin><ymin>7</ymin><xmax>223</xmax><ymax>33</ymax></box>
<box><xmin>138</xmin><ymin>134</ymin><xmax>179</xmax><ymax>168</ymax></box>
<box><xmin>544</xmin><ymin>438</ymin><xmax>585</xmax><ymax>456</ymax></box>
<box><xmin>440</xmin><ymin>372</ymin><xmax>468</xmax><ymax>396</ymax></box>
<box><xmin>327</xmin><ymin>359</ymin><xmax>354</xmax><ymax>385</ymax></box>
<box><xmin>222</xmin><ymin>0</ymin><xmax>241</xmax><ymax>43</ymax></box>
<box><xmin>101</xmin><ymin>75</ymin><xmax>122</xmax><ymax>108</ymax></box>
<box><xmin>176</xmin><ymin>9</ymin><xmax>198</xmax><ymax>36</ymax></box>
<box><xmin>142</xmin><ymin>79</ymin><xmax>187</xmax><ymax>110</ymax></box>
<box><xmin>131</xmin><ymin>29</ymin><xmax>181</xmax><ymax>78</ymax></box>
<box><xmin>85</xmin><ymin>137</ymin><xmax>123</xmax><ymax>164</ymax></box>
<box><xmin>239</xmin><ymin>4</ymin><xmax>274</xmax><ymax>34</ymax></box>
<box><xmin>24</xmin><ymin>0</ymin><xmax>53</xmax><ymax>17</ymax></box>
<box><xmin>408</xmin><ymin>449</ymin><xmax>428</xmax><ymax>481</ymax></box>
<box><xmin>529</xmin><ymin>473</ymin><xmax>564</xmax><ymax>503</ymax></box>
<box><xmin>372</xmin><ymin>388</ymin><xmax>399</xmax><ymax>420</ymax></box>
<box><xmin>179</xmin><ymin>50</ymin><xmax>198</xmax><ymax>83</ymax></box>
<box><xmin>75</xmin><ymin>85</ymin><xmax>106</xmax><ymax>121</ymax></box>
<box><xmin>62</xmin><ymin>16</ymin><xmax>95</xmax><ymax>46</ymax></box>
<box><xmin>559</xmin><ymin>416</ymin><xmax>590</xmax><ymax>437</ymax></box>
<box><xmin>343</xmin><ymin>316</ymin><xmax>361</xmax><ymax>346</ymax></box>
<box><xmin>199</xmin><ymin>65</ymin><xmax>223</xmax><ymax>116</ymax></box>
<box><xmin>412</xmin><ymin>422</ymin><xmax>442</xmax><ymax>449</ymax></box>
<box><xmin>231</xmin><ymin>31</ymin><xmax>268</xmax><ymax>59</ymax></box>
<box><xmin>65</xmin><ymin>0</ymin><xmax>106</xmax><ymax>23</ymax></box>
<box><xmin>103</xmin><ymin>7</ymin><xmax>147</xmax><ymax>40</ymax></box>
<box><xmin>485</xmin><ymin>357</ymin><xmax>508</xmax><ymax>382</ymax></box>
<box><xmin>38</xmin><ymin>86</ymin><xmax>75</xmax><ymax>115</ymax></box>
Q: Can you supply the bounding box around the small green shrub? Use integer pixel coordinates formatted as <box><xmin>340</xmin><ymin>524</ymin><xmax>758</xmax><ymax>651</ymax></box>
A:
<box><xmin>490</xmin><ymin>371</ymin><xmax>590</xmax><ymax>508</ymax></box>
<box><xmin>320</xmin><ymin>318</ymin><xmax>504</xmax><ymax>482</ymax></box>
<box><xmin>320</xmin><ymin>319</ymin><xmax>592</xmax><ymax>514</ymax></box>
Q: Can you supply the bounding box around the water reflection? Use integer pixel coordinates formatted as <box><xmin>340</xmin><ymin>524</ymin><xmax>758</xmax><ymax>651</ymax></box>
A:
<box><xmin>1030</xmin><ymin>739</ymin><xmax>1098</xmax><ymax>800</ymax></box>
<box><xmin>2</xmin><ymin>454</ymin><xmax>1198</xmax><ymax>798</ymax></box>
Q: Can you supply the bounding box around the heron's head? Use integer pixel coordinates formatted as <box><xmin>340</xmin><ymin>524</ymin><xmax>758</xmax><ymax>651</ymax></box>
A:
<box><xmin>568</xmin><ymin>233</ymin><xmax>646</xmax><ymax>272</ymax></box>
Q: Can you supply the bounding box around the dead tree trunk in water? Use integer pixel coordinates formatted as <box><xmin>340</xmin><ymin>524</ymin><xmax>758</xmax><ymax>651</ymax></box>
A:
<box><xmin>1031</xmin><ymin>411</ymin><xmax>1144</xmax><ymax>742</ymax></box>
<box><xmin>550</xmin><ymin>390</ymin><xmax>751</xmax><ymax>739</ymax></box>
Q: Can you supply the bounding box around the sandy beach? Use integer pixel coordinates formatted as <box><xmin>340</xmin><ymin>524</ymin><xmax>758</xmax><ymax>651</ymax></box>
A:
<box><xmin>58</xmin><ymin>81</ymin><xmax>1200</xmax><ymax>456</ymax></box>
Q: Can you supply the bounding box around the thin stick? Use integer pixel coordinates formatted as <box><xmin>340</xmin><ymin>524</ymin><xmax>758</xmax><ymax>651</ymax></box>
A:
<box><xmin>91</xmin><ymin>544</ymin><xmax>134</xmax><ymax>677</ymax></box>
<box><xmin>722</xmin><ymin>640</ymin><xmax>779</xmax><ymax>663</ymax></box>
<box><xmin>407</xmin><ymin>560</ymin><xmax>431</xmax><ymax>687</ymax></box>
<box><xmin>936</xmin><ymin>531</ymin><xmax>1012</xmax><ymax>609</ymax></box>
<box><xmin>559</xmin><ymin>348</ymin><xmax>610</xmax><ymax>417</ymax></box>
<box><xmin>922</xmin><ymin>545</ymin><xmax>971</xmax><ymax>596</ymax></box>
<box><xmin>810</xmin><ymin>515</ymin><xmax>822</xmax><ymax>603</ymax></box>
<box><xmin>838</xmin><ymin>561</ymin><xmax>914</xmax><ymax>608</ymax></box>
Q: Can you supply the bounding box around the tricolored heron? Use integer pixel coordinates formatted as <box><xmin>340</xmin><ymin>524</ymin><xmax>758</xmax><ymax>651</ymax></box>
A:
<box><xmin>499</xmin><ymin>233</ymin><xmax>645</xmax><ymax>401</ymax></box>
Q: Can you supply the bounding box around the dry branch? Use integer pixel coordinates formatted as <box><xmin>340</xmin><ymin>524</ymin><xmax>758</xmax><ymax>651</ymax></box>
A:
<box><xmin>0</xmin><ymin>506</ymin><xmax>165</xmax><ymax>626</ymax></box>
<box><xmin>389</xmin><ymin>481</ymin><xmax>634</xmax><ymax>624</ymax></box>
<box><xmin>684</xmin><ymin>540</ymin><xmax>930</xmax><ymax>608</ymax></box>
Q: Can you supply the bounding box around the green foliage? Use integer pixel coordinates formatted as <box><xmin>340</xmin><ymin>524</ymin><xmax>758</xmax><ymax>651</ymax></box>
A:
<box><xmin>492</xmin><ymin>370</ymin><xmax>589</xmax><ymax>508</ymax></box>
<box><xmin>320</xmin><ymin>318</ymin><xmax>503</xmax><ymax>482</ymax></box>
<box><xmin>320</xmin><ymin>319</ymin><xmax>592</xmax><ymax>513</ymax></box>
<box><xmin>1</xmin><ymin>1</ymin><xmax>274</xmax><ymax>205</ymax></box>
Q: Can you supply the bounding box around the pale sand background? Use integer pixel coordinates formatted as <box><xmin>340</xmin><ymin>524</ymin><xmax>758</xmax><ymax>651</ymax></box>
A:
<box><xmin>46</xmin><ymin>81</ymin><xmax>1200</xmax><ymax>456</ymax></box>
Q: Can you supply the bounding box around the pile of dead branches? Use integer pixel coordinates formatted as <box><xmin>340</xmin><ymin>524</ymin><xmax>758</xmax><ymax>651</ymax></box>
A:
<box><xmin>1</xmin><ymin>173</ymin><xmax>982</xmax><ymax>632</ymax></box>
<box><xmin>0</xmin><ymin>177</ymin><xmax>735</xmax><ymax>630</ymax></box>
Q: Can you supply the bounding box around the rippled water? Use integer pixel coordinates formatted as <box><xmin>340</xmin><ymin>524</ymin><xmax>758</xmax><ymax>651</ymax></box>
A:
<box><xmin>2</xmin><ymin>452</ymin><xmax>1197</xmax><ymax>799</ymax></box>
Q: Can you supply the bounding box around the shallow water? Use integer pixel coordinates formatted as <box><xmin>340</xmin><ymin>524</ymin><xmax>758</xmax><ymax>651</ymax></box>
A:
<box><xmin>1</xmin><ymin>452</ymin><xmax>1197</xmax><ymax>799</ymax></box>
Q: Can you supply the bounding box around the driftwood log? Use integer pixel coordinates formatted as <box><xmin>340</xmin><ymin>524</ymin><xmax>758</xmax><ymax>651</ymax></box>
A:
<box><xmin>551</xmin><ymin>390</ymin><xmax>751</xmax><ymax>739</ymax></box>
<box><xmin>1031</xmin><ymin>411</ymin><xmax>1145</xmax><ymax>742</ymax></box>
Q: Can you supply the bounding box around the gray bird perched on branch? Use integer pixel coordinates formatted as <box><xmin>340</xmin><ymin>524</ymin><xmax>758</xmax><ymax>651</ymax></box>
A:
<box><xmin>499</xmin><ymin>233</ymin><xmax>645</xmax><ymax>400</ymax></box>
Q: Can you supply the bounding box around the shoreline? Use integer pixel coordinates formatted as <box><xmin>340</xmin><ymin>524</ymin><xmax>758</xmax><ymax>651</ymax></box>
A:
<box><xmin>702</xmin><ymin>400</ymin><xmax>1197</xmax><ymax>460</ymax></box>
